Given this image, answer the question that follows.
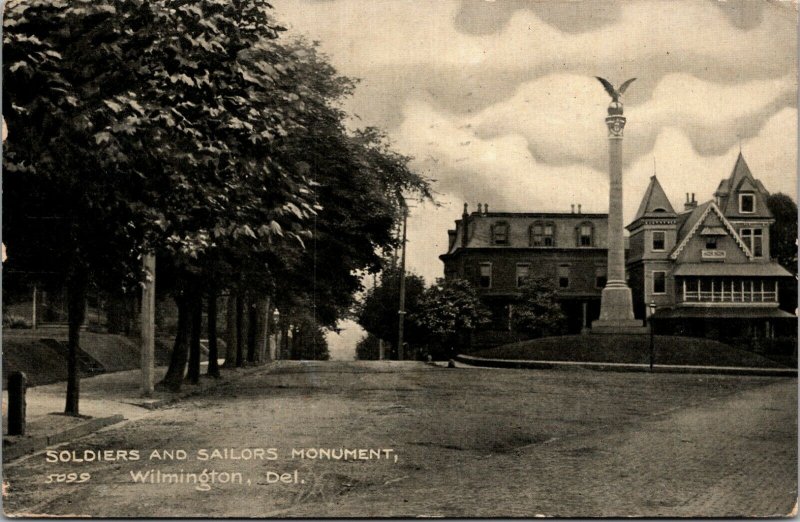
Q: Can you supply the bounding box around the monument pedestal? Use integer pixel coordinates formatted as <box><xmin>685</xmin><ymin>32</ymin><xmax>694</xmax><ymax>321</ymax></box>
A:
<box><xmin>591</xmin><ymin>283</ymin><xmax>647</xmax><ymax>334</ymax></box>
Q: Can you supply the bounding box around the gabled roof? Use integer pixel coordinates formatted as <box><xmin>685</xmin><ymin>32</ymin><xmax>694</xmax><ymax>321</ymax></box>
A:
<box><xmin>670</xmin><ymin>200</ymin><xmax>753</xmax><ymax>260</ymax></box>
<box><xmin>634</xmin><ymin>175</ymin><xmax>676</xmax><ymax>220</ymax></box>
<box><xmin>716</xmin><ymin>153</ymin><xmax>773</xmax><ymax>219</ymax></box>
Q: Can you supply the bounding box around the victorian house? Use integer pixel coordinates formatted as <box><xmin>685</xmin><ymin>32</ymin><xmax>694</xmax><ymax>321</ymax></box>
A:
<box><xmin>439</xmin><ymin>203</ymin><xmax>610</xmax><ymax>339</ymax></box>
<box><xmin>626</xmin><ymin>153</ymin><xmax>794</xmax><ymax>340</ymax></box>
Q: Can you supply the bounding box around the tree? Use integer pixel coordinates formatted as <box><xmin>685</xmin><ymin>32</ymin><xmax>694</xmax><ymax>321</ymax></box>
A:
<box><xmin>412</xmin><ymin>278</ymin><xmax>490</xmax><ymax>359</ymax></box>
<box><xmin>510</xmin><ymin>277</ymin><xmax>567</xmax><ymax>339</ymax></box>
<box><xmin>3</xmin><ymin>0</ymin><xmax>157</xmax><ymax>414</ymax></box>
<box><xmin>766</xmin><ymin>193</ymin><xmax>798</xmax><ymax>314</ymax></box>
<box><xmin>356</xmin><ymin>267</ymin><xmax>427</xmax><ymax>357</ymax></box>
<box><xmin>286</xmin><ymin>314</ymin><xmax>330</xmax><ymax>361</ymax></box>
<box><xmin>355</xmin><ymin>334</ymin><xmax>381</xmax><ymax>361</ymax></box>
<box><xmin>766</xmin><ymin>193</ymin><xmax>797</xmax><ymax>273</ymax></box>
<box><xmin>4</xmin><ymin>0</ymin><xmax>432</xmax><ymax>402</ymax></box>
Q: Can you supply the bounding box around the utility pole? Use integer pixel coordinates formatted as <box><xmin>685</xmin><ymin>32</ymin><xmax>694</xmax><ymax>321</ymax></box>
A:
<box><xmin>397</xmin><ymin>201</ymin><xmax>408</xmax><ymax>361</ymax></box>
<box><xmin>140</xmin><ymin>253</ymin><xmax>156</xmax><ymax>396</ymax></box>
<box><xmin>31</xmin><ymin>284</ymin><xmax>38</xmax><ymax>331</ymax></box>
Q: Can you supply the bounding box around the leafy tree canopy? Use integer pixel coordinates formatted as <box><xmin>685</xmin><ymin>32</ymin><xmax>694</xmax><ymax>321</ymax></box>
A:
<box><xmin>355</xmin><ymin>267</ymin><xmax>427</xmax><ymax>352</ymax></box>
<box><xmin>413</xmin><ymin>278</ymin><xmax>490</xmax><ymax>340</ymax></box>
<box><xmin>510</xmin><ymin>277</ymin><xmax>566</xmax><ymax>339</ymax></box>
<box><xmin>766</xmin><ymin>193</ymin><xmax>797</xmax><ymax>274</ymax></box>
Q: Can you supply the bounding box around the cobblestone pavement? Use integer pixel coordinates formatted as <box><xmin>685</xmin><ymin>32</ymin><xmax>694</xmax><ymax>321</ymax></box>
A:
<box><xmin>3</xmin><ymin>362</ymin><xmax>796</xmax><ymax>517</ymax></box>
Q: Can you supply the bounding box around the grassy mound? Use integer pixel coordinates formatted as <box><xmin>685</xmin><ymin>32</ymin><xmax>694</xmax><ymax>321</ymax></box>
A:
<box><xmin>2</xmin><ymin>329</ymin><xmax>176</xmax><ymax>388</ymax></box>
<box><xmin>473</xmin><ymin>334</ymin><xmax>788</xmax><ymax>368</ymax></box>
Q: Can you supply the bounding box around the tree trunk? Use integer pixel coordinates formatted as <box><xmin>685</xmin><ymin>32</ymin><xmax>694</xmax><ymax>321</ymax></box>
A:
<box><xmin>64</xmin><ymin>270</ymin><xmax>87</xmax><ymax>416</ymax></box>
<box><xmin>257</xmin><ymin>298</ymin><xmax>270</xmax><ymax>363</ymax></box>
<box><xmin>236</xmin><ymin>293</ymin><xmax>245</xmax><ymax>367</ymax></box>
<box><xmin>223</xmin><ymin>294</ymin><xmax>237</xmax><ymax>368</ymax></box>
<box><xmin>246</xmin><ymin>301</ymin><xmax>257</xmax><ymax>363</ymax></box>
<box><xmin>157</xmin><ymin>294</ymin><xmax>190</xmax><ymax>392</ymax></box>
<box><xmin>186</xmin><ymin>291</ymin><xmax>202</xmax><ymax>384</ymax></box>
<box><xmin>207</xmin><ymin>288</ymin><xmax>220</xmax><ymax>377</ymax></box>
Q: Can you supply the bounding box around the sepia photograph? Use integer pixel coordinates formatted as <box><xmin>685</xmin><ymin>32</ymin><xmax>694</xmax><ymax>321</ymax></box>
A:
<box><xmin>1</xmin><ymin>0</ymin><xmax>797</xmax><ymax>517</ymax></box>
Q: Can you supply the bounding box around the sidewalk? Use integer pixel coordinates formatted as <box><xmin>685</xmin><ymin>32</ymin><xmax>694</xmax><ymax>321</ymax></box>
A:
<box><xmin>2</xmin><ymin>361</ymin><xmax>267</xmax><ymax>462</ymax></box>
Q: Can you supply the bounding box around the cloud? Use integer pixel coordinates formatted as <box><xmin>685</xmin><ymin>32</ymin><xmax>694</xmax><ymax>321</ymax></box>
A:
<box><xmin>398</xmin><ymin>106</ymin><xmax>797</xmax><ymax>283</ymax></box>
<box><xmin>271</xmin><ymin>0</ymin><xmax>796</xmax><ymax>134</ymax></box>
<box><xmin>467</xmin><ymin>73</ymin><xmax>795</xmax><ymax>170</ymax></box>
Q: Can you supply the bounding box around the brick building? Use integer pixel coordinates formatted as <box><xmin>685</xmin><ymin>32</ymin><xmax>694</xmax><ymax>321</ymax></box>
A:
<box><xmin>626</xmin><ymin>153</ymin><xmax>794</xmax><ymax>340</ymax></box>
<box><xmin>439</xmin><ymin>203</ymin><xmax>610</xmax><ymax>336</ymax></box>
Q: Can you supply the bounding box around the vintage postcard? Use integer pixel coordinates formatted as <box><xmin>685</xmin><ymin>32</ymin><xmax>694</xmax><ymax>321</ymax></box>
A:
<box><xmin>1</xmin><ymin>0</ymin><xmax>797</xmax><ymax>518</ymax></box>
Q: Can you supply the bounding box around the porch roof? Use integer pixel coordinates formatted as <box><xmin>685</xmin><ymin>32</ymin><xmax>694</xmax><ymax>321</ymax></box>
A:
<box><xmin>654</xmin><ymin>307</ymin><xmax>795</xmax><ymax>319</ymax></box>
<box><xmin>673</xmin><ymin>263</ymin><xmax>792</xmax><ymax>278</ymax></box>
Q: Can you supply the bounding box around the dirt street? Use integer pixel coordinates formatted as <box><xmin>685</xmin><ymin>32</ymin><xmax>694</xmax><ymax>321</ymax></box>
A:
<box><xmin>3</xmin><ymin>361</ymin><xmax>796</xmax><ymax>517</ymax></box>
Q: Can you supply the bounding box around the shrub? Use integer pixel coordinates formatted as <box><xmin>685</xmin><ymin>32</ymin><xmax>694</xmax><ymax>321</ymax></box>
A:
<box><xmin>3</xmin><ymin>314</ymin><xmax>32</xmax><ymax>329</ymax></box>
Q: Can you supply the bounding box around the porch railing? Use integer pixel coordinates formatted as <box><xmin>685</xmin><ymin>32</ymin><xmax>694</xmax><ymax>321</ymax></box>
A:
<box><xmin>681</xmin><ymin>280</ymin><xmax>778</xmax><ymax>304</ymax></box>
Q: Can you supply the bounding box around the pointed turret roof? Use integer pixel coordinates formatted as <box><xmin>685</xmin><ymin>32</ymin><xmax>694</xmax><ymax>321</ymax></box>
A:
<box><xmin>716</xmin><ymin>153</ymin><xmax>773</xmax><ymax>218</ymax></box>
<box><xmin>634</xmin><ymin>175</ymin><xmax>676</xmax><ymax>220</ymax></box>
<box><xmin>716</xmin><ymin>152</ymin><xmax>752</xmax><ymax>195</ymax></box>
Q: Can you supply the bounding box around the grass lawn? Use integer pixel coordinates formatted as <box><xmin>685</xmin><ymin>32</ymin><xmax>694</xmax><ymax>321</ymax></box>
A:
<box><xmin>2</xmin><ymin>328</ymin><xmax>177</xmax><ymax>388</ymax></box>
<box><xmin>472</xmin><ymin>334</ymin><xmax>788</xmax><ymax>368</ymax></box>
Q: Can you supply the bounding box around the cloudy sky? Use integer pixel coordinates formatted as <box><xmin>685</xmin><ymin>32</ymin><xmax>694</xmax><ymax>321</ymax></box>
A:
<box><xmin>268</xmin><ymin>0</ymin><xmax>797</xmax><ymax>357</ymax></box>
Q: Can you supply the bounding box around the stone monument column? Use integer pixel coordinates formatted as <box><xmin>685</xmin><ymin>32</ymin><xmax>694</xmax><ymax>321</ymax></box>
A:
<box><xmin>592</xmin><ymin>77</ymin><xmax>644</xmax><ymax>333</ymax></box>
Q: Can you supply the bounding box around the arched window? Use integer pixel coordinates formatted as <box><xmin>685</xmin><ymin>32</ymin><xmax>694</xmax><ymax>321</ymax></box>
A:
<box><xmin>491</xmin><ymin>221</ymin><xmax>510</xmax><ymax>245</ymax></box>
<box><xmin>576</xmin><ymin>222</ymin><xmax>594</xmax><ymax>247</ymax></box>
<box><xmin>530</xmin><ymin>221</ymin><xmax>555</xmax><ymax>247</ymax></box>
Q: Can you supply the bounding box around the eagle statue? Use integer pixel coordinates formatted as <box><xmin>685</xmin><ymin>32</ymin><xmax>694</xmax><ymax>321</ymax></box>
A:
<box><xmin>595</xmin><ymin>77</ymin><xmax>636</xmax><ymax>103</ymax></box>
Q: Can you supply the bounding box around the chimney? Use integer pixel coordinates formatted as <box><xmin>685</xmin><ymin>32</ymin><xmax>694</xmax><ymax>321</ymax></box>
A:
<box><xmin>577</xmin><ymin>204</ymin><xmax>582</xmax><ymax>214</ymax></box>
<box><xmin>684</xmin><ymin>192</ymin><xmax>697</xmax><ymax>211</ymax></box>
<box><xmin>483</xmin><ymin>203</ymin><xmax>489</xmax><ymax>214</ymax></box>
<box><xmin>461</xmin><ymin>203</ymin><xmax>469</xmax><ymax>247</ymax></box>
<box><xmin>477</xmin><ymin>203</ymin><xmax>482</xmax><ymax>214</ymax></box>
<box><xmin>571</xmin><ymin>204</ymin><xmax>575</xmax><ymax>214</ymax></box>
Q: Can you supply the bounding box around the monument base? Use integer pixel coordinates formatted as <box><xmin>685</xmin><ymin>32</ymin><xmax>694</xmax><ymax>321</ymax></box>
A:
<box><xmin>590</xmin><ymin>319</ymin><xmax>648</xmax><ymax>335</ymax></box>
<box><xmin>591</xmin><ymin>284</ymin><xmax>646</xmax><ymax>334</ymax></box>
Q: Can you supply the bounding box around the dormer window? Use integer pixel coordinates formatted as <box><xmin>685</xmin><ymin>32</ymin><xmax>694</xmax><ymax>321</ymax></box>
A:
<box><xmin>577</xmin><ymin>222</ymin><xmax>593</xmax><ymax>247</ymax></box>
<box><xmin>739</xmin><ymin>193</ymin><xmax>755</xmax><ymax>213</ymax></box>
<box><xmin>530</xmin><ymin>221</ymin><xmax>555</xmax><ymax>247</ymax></box>
<box><xmin>491</xmin><ymin>221</ymin><xmax>509</xmax><ymax>245</ymax></box>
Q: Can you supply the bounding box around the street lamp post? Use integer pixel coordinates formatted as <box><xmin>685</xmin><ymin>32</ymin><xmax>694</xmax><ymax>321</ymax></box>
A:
<box><xmin>648</xmin><ymin>300</ymin><xmax>656</xmax><ymax>372</ymax></box>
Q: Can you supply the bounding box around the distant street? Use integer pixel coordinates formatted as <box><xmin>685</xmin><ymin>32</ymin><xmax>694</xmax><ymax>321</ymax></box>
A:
<box><xmin>4</xmin><ymin>362</ymin><xmax>796</xmax><ymax>517</ymax></box>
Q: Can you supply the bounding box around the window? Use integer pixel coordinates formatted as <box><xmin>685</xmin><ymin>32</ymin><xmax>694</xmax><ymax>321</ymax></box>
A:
<box><xmin>705</xmin><ymin>237</ymin><xmax>717</xmax><ymax>250</ymax></box>
<box><xmin>652</xmin><ymin>271</ymin><xmax>666</xmax><ymax>294</ymax></box>
<box><xmin>652</xmin><ymin>231</ymin><xmax>665</xmax><ymax>251</ymax></box>
<box><xmin>479</xmin><ymin>262</ymin><xmax>492</xmax><ymax>288</ymax></box>
<box><xmin>557</xmin><ymin>264</ymin><xmax>570</xmax><ymax>289</ymax></box>
<box><xmin>491</xmin><ymin>222</ymin><xmax>509</xmax><ymax>245</ymax></box>
<box><xmin>739</xmin><ymin>193</ymin><xmax>755</xmax><ymax>213</ymax></box>
<box><xmin>577</xmin><ymin>223</ymin><xmax>593</xmax><ymax>247</ymax></box>
<box><xmin>595</xmin><ymin>267</ymin><xmax>607</xmax><ymax>289</ymax></box>
<box><xmin>516</xmin><ymin>263</ymin><xmax>530</xmax><ymax>288</ymax></box>
<box><xmin>740</xmin><ymin>228</ymin><xmax>763</xmax><ymax>257</ymax></box>
<box><xmin>530</xmin><ymin>222</ymin><xmax>555</xmax><ymax>247</ymax></box>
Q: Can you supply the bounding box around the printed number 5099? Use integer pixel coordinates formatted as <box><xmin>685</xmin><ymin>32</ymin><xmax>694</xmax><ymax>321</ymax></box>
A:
<box><xmin>45</xmin><ymin>473</ymin><xmax>91</xmax><ymax>484</ymax></box>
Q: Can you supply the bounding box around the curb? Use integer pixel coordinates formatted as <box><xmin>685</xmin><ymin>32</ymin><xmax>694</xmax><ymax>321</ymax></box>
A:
<box><xmin>454</xmin><ymin>354</ymin><xmax>798</xmax><ymax>377</ymax></box>
<box><xmin>3</xmin><ymin>414</ymin><xmax>126</xmax><ymax>462</ymax></box>
<box><xmin>128</xmin><ymin>363</ymin><xmax>270</xmax><ymax>410</ymax></box>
